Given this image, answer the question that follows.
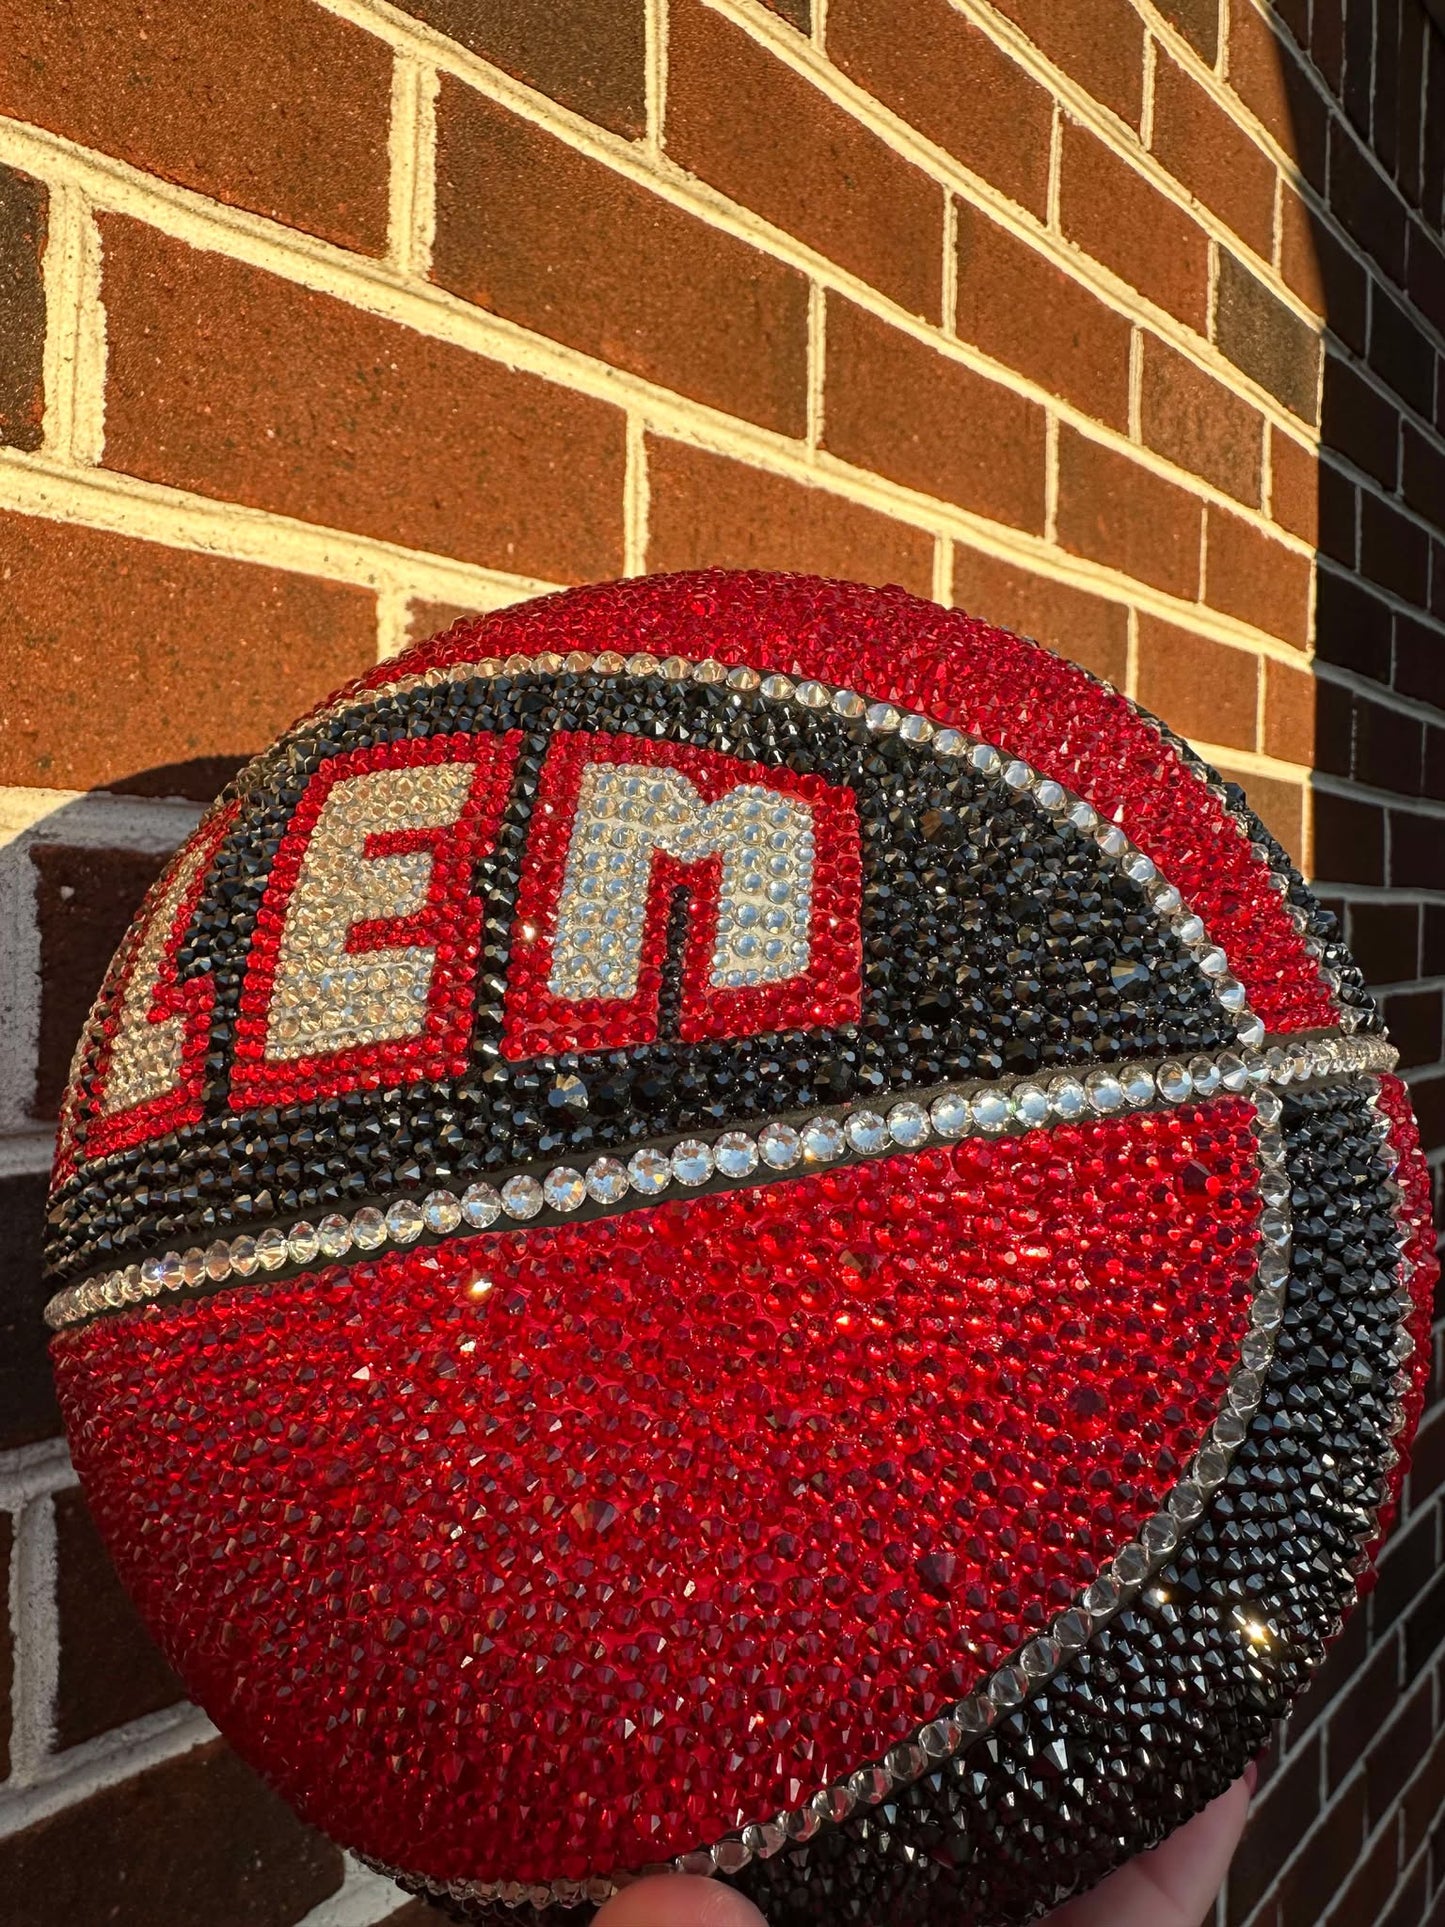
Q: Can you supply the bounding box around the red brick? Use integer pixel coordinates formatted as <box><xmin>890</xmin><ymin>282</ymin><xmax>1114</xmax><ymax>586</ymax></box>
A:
<box><xmin>1280</xmin><ymin>185</ymin><xmax>1368</xmax><ymax>350</ymax></box>
<box><xmin>408</xmin><ymin>598</ymin><xmax>491</xmax><ymax>644</ymax></box>
<box><xmin>1404</xmin><ymin>428</ymin><xmax>1445</xmax><ymax>536</ymax></box>
<box><xmin>1204</xmin><ymin>506</ymin><xmax>1312</xmax><ymax>645</ymax></box>
<box><xmin>32</xmin><ymin>844</ymin><xmax>173</xmax><ymax>1118</ymax></box>
<box><xmin>1151</xmin><ymin>50</ymin><xmax>1277</xmax><ymax>260</ymax></box>
<box><xmin>827</xmin><ymin>0</ymin><xmax>1052</xmax><ymax>216</ymax></box>
<box><xmin>1263</xmin><ymin>657</ymin><xmax>1315</xmax><ymax>764</ymax></box>
<box><xmin>1347</xmin><ymin>899</ymin><xmax>1420</xmax><ymax>985</ymax></box>
<box><xmin>1318</xmin><ymin>460</ymin><xmax>1358</xmax><ymax>566</ymax></box>
<box><xmin>666</xmin><ymin>0</ymin><xmax>943</xmax><ymax>319</ymax></box>
<box><xmin>0</xmin><ymin>1171</ymin><xmax>57</xmax><ymax>1451</ymax></box>
<box><xmin>1392</xmin><ymin>809</ymin><xmax>1445</xmax><ymax>893</ymax></box>
<box><xmin>0</xmin><ymin>0</ymin><xmax>390</xmax><ymax>253</ymax></box>
<box><xmin>1059</xmin><ymin>121</ymin><xmax>1210</xmax><ymax>331</ymax></box>
<box><xmin>1407</xmin><ymin>226</ymin><xmax>1445</xmax><ymax>340</ymax></box>
<box><xmin>1136</xmin><ymin>618</ymin><xmax>1259</xmax><ymax>752</ymax></box>
<box><xmin>1140</xmin><ymin>335</ymin><xmax>1264</xmax><ymax>504</ymax></box>
<box><xmin>954</xmin><ymin>203</ymin><xmax>1130</xmax><ymax>429</ymax></box>
<box><xmin>1370</xmin><ymin>283</ymin><xmax>1436</xmax><ymax>416</ymax></box>
<box><xmin>1315</xmin><ymin>568</ymin><xmax>1391</xmax><ymax>680</ymax></box>
<box><xmin>1055</xmin><ymin>429</ymin><xmax>1202</xmax><ymax>599</ymax></box>
<box><xmin>1227</xmin><ymin>0</ymin><xmax>1328</xmax><ymax>187</ymax></box>
<box><xmin>54</xmin><ymin>1485</ymin><xmax>186</xmax><ymax>1748</ymax></box>
<box><xmin>989</xmin><ymin>0</ymin><xmax>1146</xmax><ymax>126</ymax></box>
<box><xmin>101</xmin><ymin>219</ymin><xmax>626</xmax><ymax>583</ymax></box>
<box><xmin>1342</xmin><ymin>0</ymin><xmax>1375</xmax><ymax>135</ymax></box>
<box><xmin>432</xmin><ymin>79</ymin><xmax>806</xmax><ymax>437</ymax></box>
<box><xmin>1228</xmin><ymin>1734</ymin><xmax>1323</xmax><ymax>1922</ymax></box>
<box><xmin>1321</xmin><ymin>355</ymin><xmax>1402</xmax><ymax>489</ymax></box>
<box><xmin>1215</xmin><ymin>253</ymin><xmax>1322</xmax><ymax>423</ymax></box>
<box><xmin>0</xmin><ymin>1740</ymin><xmax>342</xmax><ymax>1927</ymax></box>
<box><xmin>1375</xmin><ymin>0</ymin><xmax>1403</xmax><ymax>179</ymax></box>
<box><xmin>1361</xmin><ymin>491</ymin><xmax>1431</xmax><ymax>604</ymax></box>
<box><xmin>1398</xmin><ymin>1</ymin><xmax>1429</xmax><ymax>208</ymax></box>
<box><xmin>1320</xmin><ymin>1810</ymin><xmax>1405</xmax><ymax>1927</ymax></box>
<box><xmin>1313</xmin><ymin>0</ymin><xmax>1346</xmax><ymax>92</ymax></box>
<box><xmin>0</xmin><ymin>512</ymin><xmax>375</xmax><ymax>795</ymax></box>
<box><xmin>1270</xmin><ymin>427</ymin><xmax>1319</xmax><ymax>545</ymax></box>
<box><xmin>1154</xmin><ymin>0</ymin><xmax>1220</xmax><ymax>61</ymax></box>
<box><xmin>823</xmin><ymin>296</ymin><xmax>1047</xmax><ymax>530</ymax></box>
<box><xmin>0</xmin><ymin>165</ymin><xmax>46</xmax><ymax>452</ymax></box>
<box><xmin>1364</xmin><ymin>1667</ymin><xmax>1436</xmax><ymax>1832</ymax></box>
<box><xmin>390</xmin><ymin>0</ymin><xmax>645</xmax><ymax>136</ymax></box>
<box><xmin>1271</xmin><ymin>1780</ymin><xmax>1370</xmax><ymax>1927</ymax></box>
<box><xmin>949</xmin><ymin>546</ymin><xmax>1129</xmax><ymax>686</ymax></box>
<box><xmin>1385</xmin><ymin>988</ymin><xmax>1444</xmax><ymax>1068</ymax></box>
<box><xmin>645</xmin><ymin>437</ymin><xmax>936</xmax><ymax>595</ymax></box>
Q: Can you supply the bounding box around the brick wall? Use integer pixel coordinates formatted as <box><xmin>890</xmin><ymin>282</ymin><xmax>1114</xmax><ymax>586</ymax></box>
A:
<box><xmin>0</xmin><ymin>3</ymin><xmax>1441</xmax><ymax>1922</ymax></box>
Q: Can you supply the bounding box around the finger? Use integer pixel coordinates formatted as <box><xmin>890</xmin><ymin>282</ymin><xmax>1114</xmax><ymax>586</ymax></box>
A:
<box><xmin>1042</xmin><ymin>1772</ymin><xmax>1254</xmax><ymax>1927</ymax></box>
<box><xmin>593</xmin><ymin>1874</ymin><xmax>769</xmax><ymax>1927</ymax></box>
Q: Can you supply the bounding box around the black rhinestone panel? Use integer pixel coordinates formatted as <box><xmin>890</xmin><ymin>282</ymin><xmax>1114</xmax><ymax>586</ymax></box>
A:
<box><xmin>48</xmin><ymin>673</ymin><xmax>1235</xmax><ymax>1285</ymax></box>
<box><xmin>402</xmin><ymin>1082</ymin><xmax>1403</xmax><ymax>1925</ymax></box>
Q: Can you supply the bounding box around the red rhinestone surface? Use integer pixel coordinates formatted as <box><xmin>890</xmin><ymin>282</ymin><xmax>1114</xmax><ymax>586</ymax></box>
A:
<box><xmin>55</xmin><ymin>1102</ymin><xmax>1260</xmax><ymax>1884</ymax></box>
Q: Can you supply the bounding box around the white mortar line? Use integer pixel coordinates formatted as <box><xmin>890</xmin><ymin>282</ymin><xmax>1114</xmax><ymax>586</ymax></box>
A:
<box><xmin>386</xmin><ymin>53</ymin><xmax>439</xmax><ymax>278</ymax></box>
<box><xmin>0</xmin><ymin>446</ymin><xmax>561</xmax><ymax>608</ymax></box>
<box><xmin>805</xmin><ymin>279</ymin><xmax>826</xmax><ymax>450</ymax></box>
<box><xmin>0</xmin><ymin>1129</ymin><xmax>55</xmax><ymax>1178</ymax></box>
<box><xmin>940</xmin><ymin>192</ymin><xmax>959</xmax><ymax>335</ymax></box>
<box><xmin>1313</xmin><ymin>771</ymin><xmax>1445</xmax><ymax>823</ymax></box>
<box><xmin>375</xmin><ymin>583</ymin><xmax>413</xmax><ymax>661</ymax></box>
<box><xmin>8</xmin><ymin>1493</ymin><xmax>59</xmax><ymax>1785</ymax></box>
<box><xmin>931</xmin><ymin>532</ymin><xmax>954</xmax><ymax>606</ymax></box>
<box><xmin>811</xmin><ymin>0</ymin><xmax>827</xmax><ymax>51</ymax></box>
<box><xmin>623</xmin><ymin>416</ymin><xmax>650</xmax><ymax>575</ymax></box>
<box><xmin>0</xmin><ymin>1439</ymin><xmax>75</xmax><ymax>1512</ymax></box>
<box><xmin>1139</xmin><ymin>30</ymin><xmax>1157</xmax><ymax>151</ymax></box>
<box><xmin>0</xmin><ymin>787</ymin><xmax>204</xmax><ymax>850</ymax></box>
<box><xmin>39</xmin><ymin>183</ymin><xmax>106</xmax><ymax>467</ymax></box>
<box><xmin>294</xmin><ymin>1858</ymin><xmax>407</xmax><ymax>1927</ymax></box>
<box><xmin>645</xmin><ymin>0</ymin><xmax>669</xmax><ymax>158</ymax></box>
<box><xmin>0</xmin><ymin>1702</ymin><xmax>217</xmax><ymax>1834</ymax></box>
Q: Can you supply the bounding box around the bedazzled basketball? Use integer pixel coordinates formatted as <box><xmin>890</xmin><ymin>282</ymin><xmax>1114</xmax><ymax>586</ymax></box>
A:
<box><xmin>45</xmin><ymin>572</ymin><xmax>1435</xmax><ymax>1924</ymax></box>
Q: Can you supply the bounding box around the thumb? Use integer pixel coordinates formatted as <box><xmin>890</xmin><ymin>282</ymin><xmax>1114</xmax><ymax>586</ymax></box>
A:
<box><xmin>594</xmin><ymin>1874</ymin><xmax>769</xmax><ymax>1927</ymax></box>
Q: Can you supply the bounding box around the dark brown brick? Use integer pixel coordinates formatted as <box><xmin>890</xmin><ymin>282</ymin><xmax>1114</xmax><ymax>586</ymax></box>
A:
<box><xmin>0</xmin><ymin>1511</ymin><xmax>9</xmax><ymax>1777</ymax></box>
<box><xmin>1343</xmin><ymin>0</ymin><xmax>1375</xmax><ymax>134</ymax></box>
<box><xmin>0</xmin><ymin>0</ymin><xmax>390</xmax><ymax>253</ymax></box>
<box><xmin>432</xmin><ymin>81</ymin><xmax>805</xmax><ymax>437</ymax></box>
<box><xmin>1411</xmin><ymin>1072</ymin><xmax>1445</xmax><ymax>1158</ymax></box>
<box><xmin>0</xmin><ymin>1739</ymin><xmax>342</xmax><ymax>1927</ymax></box>
<box><xmin>1395</xmin><ymin>612</ymin><xmax>1445</xmax><ymax>706</ymax></box>
<box><xmin>102</xmin><ymin>218</ymin><xmax>626</xmax><ymax>584</ymax></box>
<box><xmin>1055</xmin><ymin>429</ymin><xmax>1202</xmax><ymax>599</ymax></box>
<box><xmin>1156</xmin><ymin>0</ymin><xmax>1219</xmax><ymax>61</ymax></box>
<box><xmin>1272</xmin><ymin>1779</ymin><xmax>1369</xmax><ymax>1927</ymax></box>
<box><xmin>667</xmin><ymin>0</ymin><xmax>943</xmax><ymax>319</ymax></box>
<box><xmin>1321</xmin><ymin>1809</ymin><xmax>1405</xmax><ymax>1927</ymax></box>
<box><xmin>1435</xmin><ymin>537</ymin><xmax>1445</xmax><ymax>618</ymax></box>
<box><xmin>1312</xmin><ymin>787</ymin><xmax>1386</xmax><ymax>885</ymax></box>
<box><xmin>1140</xmin><ymin>335</ymin><xmax>1263</xmax><ymax>504</ymax></box>
<box><xmin>1364</xmin><ymin>1670</ymin><xmax>1437</xmax><ymax>1834</ymax></box>
<box><xmin>1152</xmin><ymin>49</ymin><xmax>1276</xmax><ymax>259</ymax></box>
<box><xmin>0</xmin><ymin>165</ymin><xmax>46</xmax><ymax>452</ymax></box>
<box><xmin>1392</xmin><ymin>808</ymin><xmax>1445</xmax><ymax>892</ymax></box>
<box><xmin>955</xmin><ymin>203</ymin><xmax>1131</xmax><ymax>429</ymax></box>
<box><xmin>949</xmin><ymin>547</ymin><xmax>1129</xmax><ymax>686</ymax></box>
<box><xmin>1348</xmin><ymin>899</ymin><xmax>1419</xmax><ymax>985</ymax></box>
<box><xmin>1425</xmin><ymin>903</ymin><xmax>1445</xmax><ymax>975</ymax></box>
<box><xmin>1322</xmin><ymin>354</ymin><xmax>1401</xmax><ymax>488</ymax></box>
<box><xmin>1371</xmin><ymin>283</ymin><xmax>1437</xmax><ymax>415</ymax></box>
<box><xmin>1315</xmin><ymin>568</ymin><xmax>1392</xmax><ymax>679</ymax></box>
<box><xmin>988</xmin><ymin>0</ymin><xmax>1146</xmax><ymax>126</ymax></box>
<box><xmin>1374</xmin><ymin>0</ymin><xmax>1403</xmax><ymax>178</ymax></box>
<box><xmin>1263</xmin><ymin>657</ymin><xmax>1315</xmax><ymax>765</ymax></box>
<box><xmin>1280</xmin><ymin>185</ymin><xmax>1368</xmax><ymax>350</ymax></box>
<box><xmin>1404</xmin><ymin>425</ymin><xmax>1445</xmax><ymax>536</ymax></box>
<box><xmin>1286</xmin><ymin>1604</ymin><xmax>1366</xmax><ymax>1742</ymax></box>
<box><xmin>1060</xmin><ymin>120</ymin><xmax>1209</xmax><ymax>331</ymax></box>
<box><xmin>1319</xmin><ymin>459</ymin><xmax>1358</xmax><ymax>566</ymax></box>
<box><xmin>1312</xmin><ymin>0</ymin><xmax>1345</xmax><ymax>89</ymax></box>
<box><xmin>1331</xmin><ymin>118</ymin><xmax>1408</xmax><ymax>285</ymax></box>
<box><xmin>1425</xmin><ymin>726</ymin><xmax>1445</xmax><ymax>802</ymax></box>
<box><xmin>32</xmin><ymin>844</ymin><xmax>172</xmax><ymax>1118</ymax></box>
<box><xmin>407</xmin><ymin>598</ymin><xmax>488</xmax><ymax>643</ymax></box>
<box><xmin>763</xmin><ymin>0</ymin><xmax>811</xmax><ymax>26</ymax></box>
<box><xmin>0</xmin><ymin>513</ymin><xmax>375</xmax><ymax>795</ymax></box>
<box><xmin>824</xmin><ymin>296</ymin><xmax>1047</xmax><ymax>530</ymax></box>
<box><xmin>1204</xmin><ymin>506</ymin><xmax>1312</xmax><ymax>645</ymax></box>
<box><xmin>1270</xmin><ymin>427</ymin><xmax>1319</xmax><ymax>545</ymax></box>
<box><xmin>1227</xmin><ymin>1733</ymin><xmax>1323</xmax><ymax>1922</ymax></box>
<box><xmin>391</xmin><ymin>0</ymin><xmax>645</xmax><ymax>136</ymax></box>
<box><xmin>1386</xmin><ymin>989</ymin><xmax>1445</xmax><ymax>1068</ymax></box>
<box><xmin>1407</xmin><ymin>226</ymin><xmax>1445</xmax><ymax>339</ymax></box>
<box><xmin>827</xmin><ymin>0</ymin><xmax>1053</xmax><ymax>217</ymax></box>
<box><xmin>1398</xmin><ymin>2</ymin><xmax>1429</xmax><ymax>208</ymax></box>
<box><xmin>0</xmin><ymin>1170</ymin><xmax>56</xmax><ymax>1451</ymax></box>
<box><xmin>1215</xmin><ymin>252</ymin><xmax>1322</xmax><ymax>423</ymax></box>
<box><xmin>645</xmin><ymin>437</ymin><xmax>936</xmax><ymax>596</ymax></box>
<box><xmin>1429</xmin><ymin>37</ymin><xmax>1445</xmax><ymax>229</ymax></box>
<box><xmin>1362</xmin><ymin>491</ymin><xmax>1431</xmax><ymax>604</ymax></box>
<box><xmin>1227</xmin><ymin>0</ymin><xmax>1327</xmax><ymax>188</ymax></box>
<box><xmin>54</xmin><ymin>1485</ymin><xmax>186</xmax><ymax>1749</ymax></box>
<box><xmin>1401</xmin><ymin>1721</ymin><xmax>1445</xmax><ymax>1867</ymax></box>
<box><xmin>1136</xmin><ymin>618</ymin><xmax>1259</xmax><ymax>751</ymax></box>
<box><xmin>1313</xmin><ymin>676</ymin><xmax>1355</xmax><ymax>779</ymax></box>
<box><xmin>1408</xmin><ymin>1403</ymin><xmax>1445</xmax><ymax>1499</ymax></box>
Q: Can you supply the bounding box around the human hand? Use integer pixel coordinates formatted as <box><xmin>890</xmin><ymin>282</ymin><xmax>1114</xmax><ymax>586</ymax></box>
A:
<box><xmin>592</xmin><ymin>1765</ymin><xmax>1255</xmax><ymax>1927</ymax></box>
